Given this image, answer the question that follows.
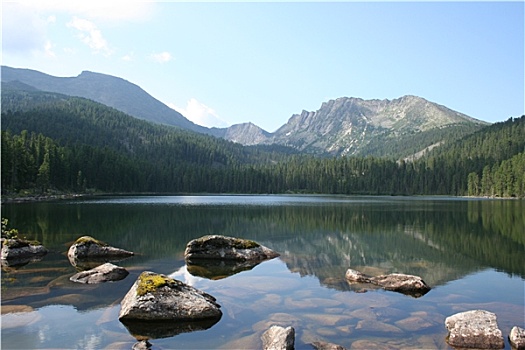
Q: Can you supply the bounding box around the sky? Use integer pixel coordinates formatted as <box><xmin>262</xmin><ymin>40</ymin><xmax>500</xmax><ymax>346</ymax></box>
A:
<box><xmin>2</xmin><ymin>1</ymin><xmax>524</xmax><ymax>132</ymax></box>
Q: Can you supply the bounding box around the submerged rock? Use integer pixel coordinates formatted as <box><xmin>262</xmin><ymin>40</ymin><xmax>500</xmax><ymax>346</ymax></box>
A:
<box><xmin>509</xmin><ymin>326</ymin><xmax>525</xmax><ymax>350</ymax></box>
<box><xmin>119</xmin><ymin>271</ymin><xmax>222</xmax><ymax>321</ymax></box>
<box><xmin>184</xmin><ymin>235</ymin><xmax>279</xmax><ymax>262</ymax></box>
<box><xmin>67</xmin><ymin>236</ymin><xmax>134</xmax><ymax>260</ymax></box>
<box><xmin>445</xmin><ymin>310</ymin><xmax>504</xmax><ymax>349</ymax></box>
<box><xmin>69</xmin><ymin>262</ymin><xmax>129</xmax><ymax>284</ymax></box>
<box><xmin>345</xmin><ymin>268</ymin><xmax>430</xmax><ymax>297</ymax></box>
<box><xmin>311</xmin><ymin>341</ymin><xmax>347</xmax><ymax>350</ymax></box>
<box><xmin>1</xmin><ymin>238</ymin><xmax>47</xmax><ymax>262</ymax></box>
<box><xmin>261</xmin><ymin>325</ymin><xmax>295</xmax><ymax>350</ymax></box>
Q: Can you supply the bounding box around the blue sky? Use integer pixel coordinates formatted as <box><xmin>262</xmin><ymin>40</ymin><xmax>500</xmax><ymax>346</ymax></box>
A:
<box><xmin>2</xmin><ymin>1</ymin><xmax>524</xmax><ymax>132</ymax></box>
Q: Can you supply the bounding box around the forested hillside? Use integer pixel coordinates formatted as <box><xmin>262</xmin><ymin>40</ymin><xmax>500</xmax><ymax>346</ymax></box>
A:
<box><xmin>1</xmin><ymin>89</ymin><xmax>289</xmax><ymax>193</ymax></box>
<box><xmin>2</xmin><ymin>88</ymin><xmax>523</xmax><ymax>198</ymax></box>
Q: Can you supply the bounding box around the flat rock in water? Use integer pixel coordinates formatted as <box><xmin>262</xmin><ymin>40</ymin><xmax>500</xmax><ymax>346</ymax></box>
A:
<box><xmin>261</xmin><ymin>325</ymin><xmax>295</xmax><ymax>350</ymax></box>
<box><xmin>119</xmin><ymin>271</ymin><xmax>222</xmax><ymax>321</ymax></box>
<box><xmin>69</xmin><ymin>262</ymin><xmax>129</xmax><ymax>284</ymax></box>
<box><xmin>510</xmin><ymin>326</ymin><xmax>525</xmax><ymax>350</ymax></box>
<box><xmin>345</xmin><ymin>268</ymin><xmax>430</xmax><ymax>297</ymax></box>
<box><xmin>184</xmin><ymin>235</ymin><xmax>279</xmax><ymax>261</ymax></box>
<box><xmin>445</xmin><ymin>310</ymin><xmax>504</xmax><ymax>349</ymax></box>
<box><xmin>68</xmin><ymin>236</ymin><xmax>133</xmax><ymax>260</ymax></box>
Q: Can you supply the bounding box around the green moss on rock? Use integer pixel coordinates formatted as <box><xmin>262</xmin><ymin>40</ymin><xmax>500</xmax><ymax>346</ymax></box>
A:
<box><xmin>74</xmin><ymin>236</ymin><xmax>108</xmax><ymax>246</ymax></box>
<box><xmin>136</xmin><ymin>272</ymin><xmax>177</xmax><ymax>296</ymax></box>
<box><xmin>232</xmin><ymin>238</ymin><xmax>259</xmax><ymax>249</ymax></box>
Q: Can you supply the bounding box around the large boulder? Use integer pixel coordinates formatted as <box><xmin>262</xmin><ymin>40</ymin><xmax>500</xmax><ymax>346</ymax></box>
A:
<box><xmin>69</xmin><ymin>262</ymin><xmax>129</xmax><ymax>284</ymax></box>
<box><xmin>1</xmin><ymin>238</ymin><xmax>47</xmax><ymax>263</ymax></box>
<box><xmin>445</xmin><ymin>310</ymin><xmax>504</xmax><ymax>349</ymax></box>
<box><xmin>261</xmin><ymin>325</ymin><xmax>295</xmax><ymax>350</ymax></box>
<box><xmin>345</xmin><ymin>268</ymin><xmax>430</xmax><ymax>297</ymax></box>
<box><xmin>184</xmin><ymin>235</ymin><xmax>279</xmax><ymax>261</ymax></box>
<box><xmin>68</xmin><ymin>236</ymin><xmax>133</xmax><ymax>260</ymax></box>
<box><xmin>119</xmin><ymin>271</ymin><xmax>222</xmax><ymax>322</ymax></box>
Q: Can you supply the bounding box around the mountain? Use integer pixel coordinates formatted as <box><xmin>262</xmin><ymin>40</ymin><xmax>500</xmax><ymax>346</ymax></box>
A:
<box><xmin>212</xmin><ymin>122</ymin><xmax>271</xmax><ymax>145</ymax></box>
<box><xmin>2</xmin><ymin>66</ymin><xmax>488</xmax><ymax>159</ymax></box>
<box><xmin>1</xmin><ymin>66</ymin><xmax>208</xmax><ymax>133</ymax></box>
<box><xmin>224</xmin><ymin>95</ymin><xmax>488</xmax><ymax>158</ymax></box>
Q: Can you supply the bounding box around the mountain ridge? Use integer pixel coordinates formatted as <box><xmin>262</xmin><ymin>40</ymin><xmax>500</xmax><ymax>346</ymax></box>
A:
<box><xmin>1</xmin><ymin>66</ymin><xmax>488</xmax><ymax>158</ymax></box>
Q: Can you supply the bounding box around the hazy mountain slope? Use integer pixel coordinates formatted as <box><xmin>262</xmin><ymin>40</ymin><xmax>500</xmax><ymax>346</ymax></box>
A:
<box><xmin>1</xmin><ymin>66</ymin><xmax>209</xmax><ymax>133</ymax></box>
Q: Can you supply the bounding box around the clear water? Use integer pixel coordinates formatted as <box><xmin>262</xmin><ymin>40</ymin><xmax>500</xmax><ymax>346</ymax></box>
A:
<box><xmin>2</xmin><ymin>195</ymin><xmax>524</xmax><ymax>349</ymax></box>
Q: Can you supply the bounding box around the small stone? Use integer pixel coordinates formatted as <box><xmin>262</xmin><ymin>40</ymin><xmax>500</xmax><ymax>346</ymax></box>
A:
<box><xmin>69</xmin><ymin>262</ymin><xmax>129</xmax><ymax>284</ymax></box>
<box><xmin>345</xmin><ymin>268</ymin><xmax>430</xmax><ymax>297</ymax></box>
<box><xmin>510</xmin><ymin>326</ymin><xmax>525</xmax><ymax>350</ymax></box>
<box><xmin>445</xmin><ymin>310</ymin><xmax>504</xmax><ymax>349</ymax></box>
<box><xmin>261</xmin><ymin>325</ymin><xmax>295</xmax><ymax>350</ymax></box>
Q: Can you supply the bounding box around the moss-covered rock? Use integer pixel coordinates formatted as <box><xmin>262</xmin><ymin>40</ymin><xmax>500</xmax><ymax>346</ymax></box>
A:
<box><xmin>119</xmin><ymin>271</ymin><xmax>222</xmax><ymax>322</ymax></box>
<box><xmin>184</xmin><ymin>235</ymin><xmax>279</xmax><ymax>262</ymax></box>
<box><xmin>67</xmin><ymin>235</ymin><xmax>133</xmax><ymax>260</ymax></box>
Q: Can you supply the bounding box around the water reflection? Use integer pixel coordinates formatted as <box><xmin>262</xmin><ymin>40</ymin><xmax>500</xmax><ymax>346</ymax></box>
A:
<box><xmin>1</xmin><ymin>196</ymin><xmax>524</xmax><ymax>349</ymax></box>
<box><xmin>186</xmin><ymin>258</ymin><xmax>267</xmax><ymax>280</ymax></box>
<box><xmin>120</xmin><ymin>316</ymin><xmax>222</xmax><ymax>340</ymax></box>
<box><xmin>2</xmin><ymin>197</ymin><xmax>524</xmax><ymax>290</ymax></box>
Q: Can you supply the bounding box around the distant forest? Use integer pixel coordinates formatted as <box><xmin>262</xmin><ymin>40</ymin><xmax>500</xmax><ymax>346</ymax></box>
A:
<box><xmin>2</xmin><ymin>89</ymin><xmax>524</xmax><ymax>198</ymax></box>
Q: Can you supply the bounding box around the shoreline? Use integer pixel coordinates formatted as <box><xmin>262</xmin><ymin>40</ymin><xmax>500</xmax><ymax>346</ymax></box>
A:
<box><xmin>2</xmin><ymin>192</ymin><xmax>522</xmax><ymax>204</ymax></box>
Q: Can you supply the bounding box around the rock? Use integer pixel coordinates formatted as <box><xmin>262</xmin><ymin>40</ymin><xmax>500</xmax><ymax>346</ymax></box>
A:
<box><xmin>261</xmin><ymin>325</ymin><xmax>295</xmax><ymax>350</ymax></box>
<box><xmin>69</xmin><ymin>262</ymin><xmax>129</xmax><ymax>284</ymax></box>
<box><xmin>119</xmin><ymin>271</ymin><xmax>222</xmax><ymax>322</ymax></box>
<box><xmin>345</xmin><ymin>268</ymin><xmax>430</xmax><ymax>297</ymax></box>
<box><xmin>1</xmin><ymin>238</ymin><xmax>47</xmax><ymax>262</ymax></box>
<box><xmin>311</xmin><ymin>341</ymin><xmax>347</xmax><ymax>350</ymax></box>
<box><xmin>67</xmin><ymin>236</ymin><xmax>133</xmax><ymax>260</ymax></box>
<box><xmin>445</xmin><ymin>310</ymin><xmax>504</xmax><ymax>349</ymax></box>
<box><xmin>184</xmin><ymin>235</ymin><xmax>279</xmax><ymax>261</ymax></box>
<box><xmin>510</xmin><ymin>326</ymin><xmax>525</xmax><ymax>350</ymax></box>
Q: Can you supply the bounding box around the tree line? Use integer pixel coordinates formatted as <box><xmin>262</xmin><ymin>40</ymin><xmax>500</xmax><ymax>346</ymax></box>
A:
<box><xmin>1</xmin><ymin>89</ymin><xmax>524</xmax><ymax>198</ymax></box>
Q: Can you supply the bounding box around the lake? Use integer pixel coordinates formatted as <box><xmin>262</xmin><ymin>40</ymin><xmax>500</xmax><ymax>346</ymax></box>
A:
<box><xmin>1</xmin><ymin>195</ymin><xmax>524</xmax><ymax>349</ymax></box>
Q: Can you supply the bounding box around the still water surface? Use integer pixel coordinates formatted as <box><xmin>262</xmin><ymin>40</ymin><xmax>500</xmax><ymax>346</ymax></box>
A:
<box><xmin>2</xmin><ymin>195</ymin><xmax>524</xmax><ymax>349</ymax></box>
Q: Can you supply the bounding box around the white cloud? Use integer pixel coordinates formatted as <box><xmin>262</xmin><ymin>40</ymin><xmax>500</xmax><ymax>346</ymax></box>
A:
<box><xmin>15</xmin><ymin>1</ymin><xmax>155</xmax><ymax>22</ymax></box>
<box><xmin>44</xmin><ymin>41</ymin><xmax>56</xmax><ymax>57</ymax></box>
<box><xmin>170</xmin><ymin>98</ymin><xmax>230</xmax><ymax>128</ymax></box>
<box><xmin>67</xmin><ymin>17</ymin><xmax>113</xmax><ymax>55</ymax></box>
<box><xmin>150</xmin><ymin>51</ymin><xmax>173</xmax><ymax>64</ymax></box>
<box><xmin>121</xmin><ymin>53</ymin><xmax>134</xmax><ymax>62</ymax></box>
